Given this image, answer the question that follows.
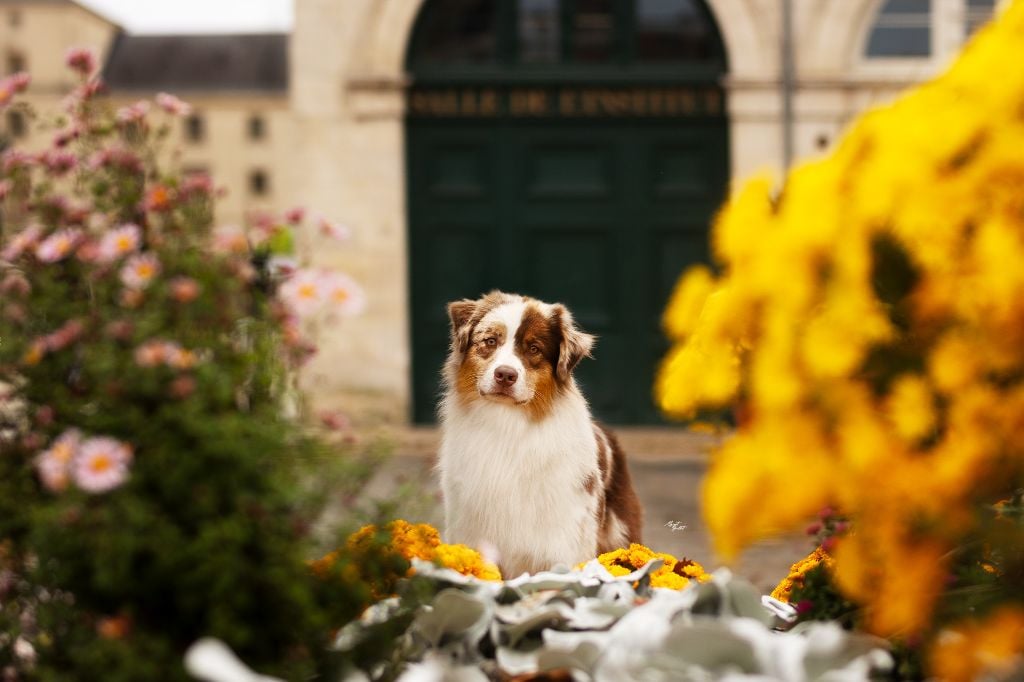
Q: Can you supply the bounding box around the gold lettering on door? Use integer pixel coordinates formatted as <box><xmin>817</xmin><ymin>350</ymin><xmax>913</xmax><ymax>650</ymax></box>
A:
<box><xmin>408</xmin><ymin>87</ymin><xmax>723</xmax><ymax>118</ymax></box>
<box><xmin>509</xmin><ymin>89</ymin><xmax>549</xmax><ymax>116</ymax></box>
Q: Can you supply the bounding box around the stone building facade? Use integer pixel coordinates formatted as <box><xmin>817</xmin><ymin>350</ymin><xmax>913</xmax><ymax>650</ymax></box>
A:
<box><xmin>0</xmin><ymin>0</ymin><xmax>1004</xmax><ymax>424</ymax></box>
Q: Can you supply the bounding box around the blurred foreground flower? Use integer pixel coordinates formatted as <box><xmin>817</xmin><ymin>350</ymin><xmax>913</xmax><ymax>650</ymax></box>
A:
<box><xmin>656</xmin><ymin>0</ymin><xmax>1024</xmax><ymax>673</ymax></box>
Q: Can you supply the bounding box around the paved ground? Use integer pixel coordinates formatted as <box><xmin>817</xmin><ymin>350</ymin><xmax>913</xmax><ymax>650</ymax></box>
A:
<box><xmin>359</xmin><ymin>429</ymin><xmax>811</xmax><ymax>593</ymax></box>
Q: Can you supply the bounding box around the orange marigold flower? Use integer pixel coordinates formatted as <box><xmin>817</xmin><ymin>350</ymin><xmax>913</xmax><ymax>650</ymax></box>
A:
<box><xmin>771</xmin><ymin>546</ymin><xmax>833</xmax><ymax>603</ymax></box>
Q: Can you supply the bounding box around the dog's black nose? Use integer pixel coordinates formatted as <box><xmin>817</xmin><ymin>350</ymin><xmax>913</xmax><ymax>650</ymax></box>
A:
<box><xmin>494</xmin><ymin>365</ymin><xmax>518</xmax><ymax>386</ymax></box>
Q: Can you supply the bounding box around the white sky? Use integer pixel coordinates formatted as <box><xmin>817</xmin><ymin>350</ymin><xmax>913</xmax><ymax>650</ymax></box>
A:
<box><xmin>74</xmin><ymin>0</ymin><xmax>293</xmax><ymax>34</ymax></box>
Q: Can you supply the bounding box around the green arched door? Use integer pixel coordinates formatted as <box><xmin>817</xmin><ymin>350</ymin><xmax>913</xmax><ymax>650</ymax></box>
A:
<box><xmin>406</xmin><ymin>0</ymin><xmax>729</xmax><ymax>424</ymax></box>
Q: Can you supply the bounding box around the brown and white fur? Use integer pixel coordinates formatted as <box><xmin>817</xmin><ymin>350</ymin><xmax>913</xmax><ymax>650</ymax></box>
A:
<box><xmin>437</xmin><ymin>290</ymin><xmax>643</xmax><ymax>578</ymax></box>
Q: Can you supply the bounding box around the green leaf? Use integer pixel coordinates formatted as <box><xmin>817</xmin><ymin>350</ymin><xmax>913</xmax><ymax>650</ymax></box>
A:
<box><xmin>266</xmin><ymin>227</ymin><xmax>294</xmax><ymax>255</ymax></box>
<box><xmin>413</xmin><ymin>589</ymin><xmax>493</xmax><ymax>647</ymax></box>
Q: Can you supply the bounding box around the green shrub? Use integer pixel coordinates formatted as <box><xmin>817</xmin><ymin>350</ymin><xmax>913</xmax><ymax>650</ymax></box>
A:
<box><xmin>0</xmin><ymin>51</ymin><xmax>376</xmax><ymax>680</ymax></box>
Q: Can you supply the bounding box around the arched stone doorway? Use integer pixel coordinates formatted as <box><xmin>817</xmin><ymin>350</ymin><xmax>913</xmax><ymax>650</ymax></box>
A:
<box><xmin>404</xmin><ymin>0</ymin><xmax>730</xmax><ymax>424</ymax></box>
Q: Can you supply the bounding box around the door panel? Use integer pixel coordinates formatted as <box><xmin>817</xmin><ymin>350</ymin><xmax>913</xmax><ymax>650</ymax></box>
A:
<box><xmin>523</xmin><ymin>144</ymin><xmax>615</xmax><ymax>199</ymax></box>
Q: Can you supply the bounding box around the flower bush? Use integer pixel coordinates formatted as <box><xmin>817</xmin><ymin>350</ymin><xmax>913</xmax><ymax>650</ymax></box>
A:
<box><xmin>0</xmin><ymin>50</ymin><xmax>377</xmax><ymax>680</ymax></box>
<box><xmin>311</xmin><ymin>520</ymin><xmax>502</xmax><ymax>603</ymax></box>
<box><xmin>318</xmin><ymin>522</ymin><xmax>712</xmax><ymax>598</ymax></box>
<box><xmin>656</xmin><ymin>3</ymin><xmax>1024</xmax><ymax>677</ymax></box>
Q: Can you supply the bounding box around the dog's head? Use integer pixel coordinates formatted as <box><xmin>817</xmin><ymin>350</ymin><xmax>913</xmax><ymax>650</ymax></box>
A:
<box><xmin>445</xmin><ymin>291</ymin><xmax>595</xmax><ymax>416</ymax></box>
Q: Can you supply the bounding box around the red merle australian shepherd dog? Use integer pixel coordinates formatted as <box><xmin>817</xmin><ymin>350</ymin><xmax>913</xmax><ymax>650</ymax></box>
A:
<box><xmin>438</xmin><ymin>291</ymin><xmax>643</xmax><ymax>578</ymax></box>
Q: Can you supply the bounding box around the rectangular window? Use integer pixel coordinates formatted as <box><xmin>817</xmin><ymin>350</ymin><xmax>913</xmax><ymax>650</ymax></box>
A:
<box><xmin>184</xmin><ymin>114</ymin><xmax>205</xmax><ymax>143</ymax></box>
<box><xmin>966</xmin><ymin>0</ymin><xmax>996</xmax><ymax>37</ymax></box>
<box><xmin>518</xmin><ymin>0</ymin><xmax>560</xmax><ymax>63</ymax></box>
<box><xmin>6</xmin><ymin>110</ymin><xmax>26</xmax><ymax>139</ymax></box>
<box><xmin>865</xmin><ymin>0</ymin><xmax>932</xmax><ymax>58</ymax></box>
<box><xmin>6</xmin><ymin>52</ymin><xmax>26</xmax><ymax>74</ymax></box>
<box><xmin>247</xmin><ymin>114</ymin><xmax>266</xmax><ymax>141</ymax></box>
<box><xmin>572</xmin><ymin>0</ymin><xmax>615</xmax><ymax>63</ymax></box>
<box><xmin>248</xmin><ymin>169</ymin><xmax>269</xmax><ymax>197</ymax></box>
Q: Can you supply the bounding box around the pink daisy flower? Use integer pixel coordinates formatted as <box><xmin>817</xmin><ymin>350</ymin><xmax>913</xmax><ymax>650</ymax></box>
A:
<box><xmin>318</xmin><ymin>217</ymin><xmax>351</xmax><ymax>242</ymax></box>
<box><xmin>165</xmin><ymin>345</ymin><xmax>197</xmax><ymax>370</ymax></box>
<box><xmin>211</xmin><ymin>225</ymin><xmax>248</xmax><ymax>255</ymax></box>
<box><xmin>116</xmin><ymin>100</ymin><xmax>150</xmax><ymax>125</ymax></box>
<box><xmin>1</xmin><ymin>224</ymin><xmax>42</xmax><ymax>262</ymax></box>
<box><xmin>5</xmin><ymin>72</ymin><xmax>30</xmax><ymax>93</ymax></box>
<box><xmin>42</xmin><ymin>318</ymin><xmax>85</xmax><ymax>352</ymax></box>
<box><xmin>65</xmin><ymin>47</ymin><xmax>97</xmax><ymax>76</ymax></box>
<box><xmin>53</xmin><ymin>122</ymin><xmax>83</xmax><ymax>148</ymax></box>
<box><xmin>320</xmin><ymin>271</ymin><xmax>366</xmax><ymax>316</ymax></box>
<box><xmin>267</xmin><ymin>255</ymin><xmax>298</xmax><ymax>280</ymax></box>
<box><xmin>98</xmin><ymin>223</ymin><xmax>141</xmax><ymax>262</ymax></box>
<box><xmin>120</xmin><ymin>252</ymin><xmax>161</xmax><ymax>289</ymax></box>
<box><xmin>284</xmin><ymin>207</ymin><xmax>305</xmax><ymax>225</ymax></box>
<box><xmin>0</xmin><ymin>272</ymin><xmax>30</xmax><ymax>296</ymax></box>
<box><xmin>72</xmin><ymin>436</ymin><xmax>132</xmax><ymax>493</ymax></box>
<box><xmin>134</xmin><ymin>339</ymin><xmax>170</xmax><ymax>367</ymax></box>
<box><xmin>2</xmin><ymin>149</ymin><xmax>34</xmax><ymax>173</ymax></box>
<box><xmin>169</xmin><ymin>276</ymin><xmax>201</xmax><ymax>303</ymax></box>
<box><xmin>35</xmin><ymin>228</ymin><xmax>83</xmax><ymax>263</ymax></box>
<box><xmin>278</xmin><ymin>269</ymin><xmax>325</xmax><ymax>317</ymax></box>
<box><xmin>35</xmin><ymin>428</ymin><xmax>82</xmax><ymax>492</ymax></box>
<box><xmin>42</xmin><ymin>150</ymin><xmax>77</xmax><ymax>176</ymax></box>
<box><xmin>155</xmin><ymin>92</ymin><xmax>192</xmax><ymax>116</ymax></box>
<box><xmin>179</xmin><ymin>173</ymin><xmax>213</xmax><ymax>199</ymax></box>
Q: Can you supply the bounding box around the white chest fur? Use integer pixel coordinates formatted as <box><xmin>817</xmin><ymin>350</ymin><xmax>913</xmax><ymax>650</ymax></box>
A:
<box><xmin>437</xmin><ymin>390</ymin><xmax>601</xmax><ymax>578</ymax></box>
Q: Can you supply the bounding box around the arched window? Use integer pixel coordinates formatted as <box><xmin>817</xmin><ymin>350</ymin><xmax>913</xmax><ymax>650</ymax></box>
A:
<box><xmin>408</xmin><ymin>0</ymin><xmax>726</xmax><ymax>73</ymax></box>
<box><xmin>865</xmin><ymin>0</ymin><xmax>932</xmax><ymax>58</ymax></box>
<box><xmin>409</xmin><ymin>0</ymin><xmax>498</xmax><ymax>64</ymax></box>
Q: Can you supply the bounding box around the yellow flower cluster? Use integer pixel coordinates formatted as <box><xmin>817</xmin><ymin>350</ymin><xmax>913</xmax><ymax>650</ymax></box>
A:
<box><xmin>929</xmin><ymin>608</ymin><xmax>1024</xmax><ymax>682</ymax></box>
<box><xmin>314</xmin><ymin>520</ymin><xmax>501</xmax><ymax>584</ymax></box>
<box><xmin>656</xmin><ymin>1</ymin><xmax>1024</xmax><ymax>642</ymax></box>
<box><xmin>770</xmin><ymin>547</ymin><xmax>833</xmax><ymax>603</ymax></box>
<box><xmin>346</xmin><ymin>519</ymin><xmax>441</xmax><ymax>563</ymax></box>
<box><xmin>590</xmin><ymin>543</ymin><xmax>710</xmax><ymax>590</ymax></box>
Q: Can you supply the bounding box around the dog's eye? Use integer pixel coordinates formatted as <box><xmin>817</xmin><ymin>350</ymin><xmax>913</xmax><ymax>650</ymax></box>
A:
<box><xmin>529</xmin><ymin>344</ymin><xmax>540</xmax><ymax>354</ymax></box>
<box><xmin>484</xmin><ymin>338</ymin><xmax>497</xmax><ymax>347</ymax></box>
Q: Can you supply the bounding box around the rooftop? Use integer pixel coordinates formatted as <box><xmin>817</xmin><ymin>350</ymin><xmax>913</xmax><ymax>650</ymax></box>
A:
<box><xmin>102</xmin><ymin>33</ymin><xmax>288</xmax><ymax>93</ymax></box>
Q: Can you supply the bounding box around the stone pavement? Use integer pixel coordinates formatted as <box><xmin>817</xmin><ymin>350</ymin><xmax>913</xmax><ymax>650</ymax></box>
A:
<box><xmin>361</xmin><ymin>427</ymin><xmax>810</xmax><ymax>594</ymax></box>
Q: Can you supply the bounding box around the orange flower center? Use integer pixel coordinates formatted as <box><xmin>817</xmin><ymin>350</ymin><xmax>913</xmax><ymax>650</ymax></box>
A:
<box><xmin>54</xmin><ymin>443</ymin><xmax>74</xmax><ymax>462</ymax></box>
<box><xmin>89</xmin><ymin>453</ymin><xmax>113</xmax><ymax>474</ymax></box>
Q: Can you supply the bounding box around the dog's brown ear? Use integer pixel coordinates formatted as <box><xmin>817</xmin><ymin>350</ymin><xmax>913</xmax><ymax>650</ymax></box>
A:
<box><xmin>551</xmin><ymin>304</ymin><xmax>595</xmax><ymax>382</ymax></box>
<box><xmin>448</xmin><ymin>299</ymin><xmax>478</xmax><ymax>354</ymax></box>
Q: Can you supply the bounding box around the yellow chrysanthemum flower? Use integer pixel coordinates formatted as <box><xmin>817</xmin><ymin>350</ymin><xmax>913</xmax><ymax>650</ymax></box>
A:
<box><xmin>588</xmin><ymin>543</ymin><xmax>710</xmax><ymax>590</ymax></box>
<box><xmin>770</xmin><ymin>547</ymin><xmax>834</xmax><ymax>603</ymax></box>
<box><xmin>317</xmin><ymin>520</ymin><xmax>501</xmax><ymax>588</ymax></box>
<box><xmin>655</xmin><ymin>0</ymin><xmax>1024</xmax><ymax>657</ymax></box>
